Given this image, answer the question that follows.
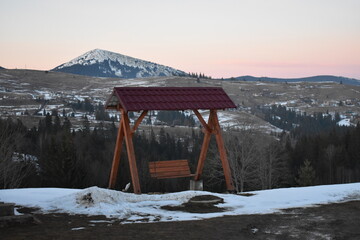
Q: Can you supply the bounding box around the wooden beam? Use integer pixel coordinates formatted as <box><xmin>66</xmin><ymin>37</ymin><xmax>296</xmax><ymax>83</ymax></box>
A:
<box><xmin>211</xmin><ymin>109</ymin><xmax>235</xmax><ymax>191</ymax></box>
<box><xmin>105</xmin><ymin>106</ymin><xmax>118</xmax><ymax>110</ymax></box>
<box><xmin>193</xmin><ymin>109</ymin><xmax>212</xmax><ymax>133</ymax></box>
<box><xmin>131</xmin><ymin>110</ymin><xmax>148</xmax><ymax>134</ymax></box>
<box><xmin>108</xmin><ymin>117</ymin><xmax>125</xmax><ymax>189</ymax></box>
<box><xmin>121</xmin><ymin>110</ymin><xmax>142</xmax><ymax>194</ymax></box>
<box><xmin>194</xmin><ymin>112</ymin><xmax>213</xmax><ymax>181</ymax></box>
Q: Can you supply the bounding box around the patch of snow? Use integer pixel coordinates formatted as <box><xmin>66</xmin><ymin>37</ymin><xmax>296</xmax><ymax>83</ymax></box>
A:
<box><xmin>274</xmin><ymin>100</ymin><xmax>298</xmax><ymax>106</ymax></box>
<box><xmin>44</xmin><ymin>104</ymin><xmax>63</xmax><ymax>110</ymax></box>
<box><xmin>337</xmin><ymin>119</ymin><xmax>353</xmax><ymax>127</ymax></box>
<box><xmin>12</xmin><ymin>152</ymin><xmax>38</xmax><ymax>162</ymax></box>
<box><xmin>35</xmin><ymin>90</ymin><xmax>54</xmax><ymax>100</ymax></box>
<box><xmin>89</xmin><ymin>220</ymin><xmax>114</xmax><ymax>223</ymax></box>
<box><xmin>201</xmin><ymin>111</ymin><xmax>239</xmax><ymax>128</ymax></box>
<box><xmin>14</xmin><ymin>208</ymin><xmax>23</xmax><ymax>216</ymax></box>
<box><xmin>71</xmin><ymin>227</ymin><xmax>86</xmax><ymax>231</ymax></box>
<box><xmin>74</xmin><ymin>95</ymin><xmax>86</xmax><ymax>101</ymax></box>
<box><xmin>0</xmin><ymin>183</ymin><xmax>359</xmax><ymax>224</ymax></box>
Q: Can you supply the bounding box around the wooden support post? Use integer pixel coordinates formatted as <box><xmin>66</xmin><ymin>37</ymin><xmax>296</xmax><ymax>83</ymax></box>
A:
<box><xmin>108</xmin><ymin>116</ymin><xmax>125</xmax><ymax>189</ymax></box>
<box><xmin>122</xmin><ymin>110</ymin><xmax>142</xmax><ymax>194</ymax></box>
<box><xmin>194</xmin><ymin>112</ymin><xmax>213</xmax><ymax>181</ymax></box>
<box><xmin>211</xmin><ymin>110</ymin><xmax>235</xmax><ymax>191</ymax></box>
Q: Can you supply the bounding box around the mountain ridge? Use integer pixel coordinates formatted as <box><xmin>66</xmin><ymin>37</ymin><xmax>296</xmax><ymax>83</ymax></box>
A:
<box><xmin>226</xmin><ymin>75</ymin><xmax>360</xmax><ymax>86</ymax></box>
<box><xmin>52</xmin><ymin>49</ymin><xmax>187</xmax><ymax>79</ymax></box>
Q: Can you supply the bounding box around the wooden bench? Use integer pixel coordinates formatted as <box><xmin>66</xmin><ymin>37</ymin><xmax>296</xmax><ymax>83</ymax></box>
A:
<box><xmin>149</xmin><ymin>160</ymin><xmax>194</xmax><ymax>179</ymax></box>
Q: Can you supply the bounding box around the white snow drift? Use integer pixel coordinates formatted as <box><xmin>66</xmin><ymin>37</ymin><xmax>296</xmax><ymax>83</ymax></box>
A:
<box><xmin>0</xmin><ymin>183</ymin><xmax>359</xmax><ymax>223</ymax></box>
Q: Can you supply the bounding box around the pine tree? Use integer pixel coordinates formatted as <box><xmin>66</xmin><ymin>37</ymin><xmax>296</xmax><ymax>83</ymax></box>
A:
<box><xmin>296</xmin><ymin>159</ymin><xmax>316</xmax><ymax>186</ymax></box>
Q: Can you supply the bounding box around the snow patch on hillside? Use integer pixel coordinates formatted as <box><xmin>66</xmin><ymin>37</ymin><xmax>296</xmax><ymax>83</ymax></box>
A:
<box><xmin>337</xmin><ymin>119</ymin><xmax>354</xmax><ymax>127</ymax></box>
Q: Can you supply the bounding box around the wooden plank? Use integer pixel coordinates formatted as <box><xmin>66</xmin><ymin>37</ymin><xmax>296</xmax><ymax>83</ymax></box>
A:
<box><xmin>150</xmin><ymin>166</ymin><xmax>190</xmax><ymax>171</ymax></box>
<box><xmin>148</xmin><ymin>159</ymin><xmax>192</xmax><ymax>179</ymax></box>
<box><xmin>212</xmin><ymin>109</ymin><xmax>235</xmax><ymax>191</ymax></box>
<box><xmin>149</xmin><ymin>160</ymin><xmax>189</xmax><ymax>168</ymax></box>
<box><xmin>193</xmin><ymin>109</ymin><xmax>212</xmax><ymax>133</ymax></box>
<box><xmin>149</xmin><ymin>159</ymin><xmax>188</xmax><ymax>165</ymax></box>
<box><xmin>194</xmin><ymin>112</ymin><xmax>213</xmax><ymax>181</ymax></box>
<box><xmin>152</xmin><ymin>171</ymin><xmax>193</xmax><ymax>178</ymax></box>
<box><xmin>149</xmin><ymin>165</ymin><xmax>189</xmax><ymax>170</ymax></box>
<box><xmin>131</xmin><ymin>110</ymin><xmax>148</xmax><ymax>134</ymax></box>
<box><xmin>122</xmin><ymin>110</ymin><xmax>142</xmax><ymax>194</ymax></box>
<box><xmin>150</xmin><ymin>159</ymin><xmax>188</xmax><ymax>164</ymax></box>
<box><xmin>105</xmin><ymin>106</ymin><xmax>118</xmax><ymax>110</ymax></box>
<box><xmin>108</xmin><ymin>117</ymin><xmax>125</xmax><ymax>189</ymax></box>
<box><xmin>153</xmin><ymin>175</ymin><xmax>192</xmax><ymax>179</ymax></box>
<box><xmin>149</xmin><ymin>163</ymin><xmax>189</xmax><ymax>169</ymax></box>
<box><xmin>151</xmin><ymin>170</ymin><xmax>191</xmax><ymax>176</ymax></box>
<box><xmin>149</xmin><ymin>166</ymin><xmax>190</xmax><ymax>173</ymax></box>
<box><xmin>151</xmin><ymin>171</ymin><xmax>191</xmax><ymax>177</ymax></box>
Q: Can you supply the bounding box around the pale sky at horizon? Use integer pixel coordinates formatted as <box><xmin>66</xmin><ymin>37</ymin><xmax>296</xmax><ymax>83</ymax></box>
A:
<box><xmin>1</xmin><ymin>0</ymin><xmax>359</xmax><ymax>79</ymax></box>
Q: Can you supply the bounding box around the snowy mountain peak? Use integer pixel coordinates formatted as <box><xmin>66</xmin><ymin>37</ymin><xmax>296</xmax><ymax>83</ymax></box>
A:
<box><xmin>52</xmin><ymin>49</ymin><xmax>187</xmax><ymax>79</ymax></box>
<box><xmin>63</xmin><ymin>49</ymin><xmax>136</xmax><ymax>66</ymax></box>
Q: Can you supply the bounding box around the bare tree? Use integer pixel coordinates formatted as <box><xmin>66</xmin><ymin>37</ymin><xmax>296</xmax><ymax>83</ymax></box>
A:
<box><xmin>324</xmin><ymin>144</ymin><xmax>336</xmax><ymax>184</ymax></box>
<box><xmin>197</xmin><ymin>126</ymin><xmax>288</xmax><ymax>192</ymax></box>
<box><xmin>257</xmin><ymin>140</ymin><xmax>287</xmax><ymax>189</ymax></box>
<box><xmin>0</xmin><ymin>122</ymin><xmax>31</xmax><ymax>189</ymax></box>
<box><xmin>225</xmin><ymin>130</ymin><xmax>263</xmax><ymax>192</ymax></box>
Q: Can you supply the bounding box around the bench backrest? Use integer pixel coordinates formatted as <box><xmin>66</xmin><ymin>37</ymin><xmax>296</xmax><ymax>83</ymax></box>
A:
<box><xmin>149</xmin><ymin>160</ymin><xmax>192</xmax><ymax>179</ymax></box>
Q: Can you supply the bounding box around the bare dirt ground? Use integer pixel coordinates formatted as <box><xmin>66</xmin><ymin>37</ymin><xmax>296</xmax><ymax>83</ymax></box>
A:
<box><xmin>1</xmin><ymin>200</ymin><xmax>359</xmax><ymax>240</ymax></box>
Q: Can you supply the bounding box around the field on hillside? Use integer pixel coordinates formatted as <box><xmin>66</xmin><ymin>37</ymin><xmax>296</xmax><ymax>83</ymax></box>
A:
<box><xmin>1</xmin><ymin>69</ymin><xmax>359</xmax><ymax>133</ymax></box>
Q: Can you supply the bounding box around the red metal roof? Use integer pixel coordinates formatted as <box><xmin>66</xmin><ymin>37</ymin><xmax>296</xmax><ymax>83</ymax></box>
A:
<box><xmin>105</xmin><ymin>87</ymin><xmax>236</xmax><ymax>111</ymax></box>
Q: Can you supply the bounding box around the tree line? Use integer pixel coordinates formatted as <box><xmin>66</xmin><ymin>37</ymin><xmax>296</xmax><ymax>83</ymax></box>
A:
<box><xmin>258</xmin><ymin>104</ymin><xmax>341</xmax><ymax>135</ymax></box>
<box><xmin>156</xmin><ymin>111</ymin><xmax>196</xmax><ymax>126</ymax></box>
<box><xmin>202</xmin><ymin>123</ymin><xmax>360</xmax><ymax>192</ymax></box>
<box><xmin>1</xmin><ymin>111</ymin><xmax>359</xmax><ymax>192</ymax></box>
<box><xmin>188</xmin><ymin>72</ymin><xmax>212</xmax><ymax>79</ymax></box>
<box><xmin>0</xmin><ymin>115</ymin><xmax>201</xmax><ymax>192</ymax></box>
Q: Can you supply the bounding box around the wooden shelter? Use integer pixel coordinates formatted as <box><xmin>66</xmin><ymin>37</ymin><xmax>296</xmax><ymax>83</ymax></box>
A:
<box><xmin>105</xmin><ymin>87</ymin><xmax>236</xmax><ymax>194</ymax></box>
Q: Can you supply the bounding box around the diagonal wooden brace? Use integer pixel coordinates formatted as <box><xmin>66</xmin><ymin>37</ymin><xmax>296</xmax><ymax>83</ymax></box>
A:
<box><xmin>131</xmin><ymin>110</ymin><xmax>148</xmax><ymax>135</ymax></box>
<box><xmin>108</xmin><ymin>116</ymin><xmax>125</xmax><ymax>189</ymax></box>
<box><xmin>193</xmin><ymin>109</ymin><xmax>212</xmax><ymax>133</ymax></box>
<box><xmin>121</xmin><ymin>109</ymin><xmax>142</xmax><ymax>194</ymax></box>
<box><xmin>211</xmin><ymin>110</ymin><xmax>235</xmax><ymax>191</ymax></box>
<box><xmin>194</xmin><ymin>111</ymin><xmax>213</xmax><ymax>181</ymax></box>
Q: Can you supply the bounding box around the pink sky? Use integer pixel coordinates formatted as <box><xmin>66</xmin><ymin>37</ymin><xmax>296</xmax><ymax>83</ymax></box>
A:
<box><xmin>1</xmin><ymin>0</ymin><xmax>359</xmax><ymax>79</ymax></box>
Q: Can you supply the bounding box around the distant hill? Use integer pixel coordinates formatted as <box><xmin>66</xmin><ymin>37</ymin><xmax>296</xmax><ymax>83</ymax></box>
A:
<box><xmin>0</xmin><ymin>66</ymin><xmax>4</xmax><ymax>70</ymax></box>
<box><xmin>225</xmin><ymin>75</ymin><xmax>360</xmax><ymax>86</ymax></box>
<box><xmin>52</xmin><ymin>49</ymin><xmax>187</xmax><ymax>79</ymax></box>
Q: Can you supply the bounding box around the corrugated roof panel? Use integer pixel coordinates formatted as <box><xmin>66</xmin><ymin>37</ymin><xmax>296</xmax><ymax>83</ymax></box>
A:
<box><xmin>105</xmin><ymin>87</ymin><xmax>236</xmax><ymax>111</ymax></box>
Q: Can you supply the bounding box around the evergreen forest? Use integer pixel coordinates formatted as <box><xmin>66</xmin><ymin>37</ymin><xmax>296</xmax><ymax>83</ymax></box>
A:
<box><xmin>0</xmin><ymin>108</ymin><xmax>359</xmax><ymax>193</ymax></box>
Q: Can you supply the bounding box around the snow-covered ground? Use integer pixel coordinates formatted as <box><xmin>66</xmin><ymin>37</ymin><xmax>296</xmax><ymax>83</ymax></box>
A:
<box><xmin>337</xmin><ymin>118</ymin><xmax>354</xmax><ymax>127</ymax></box>
<box><xmin>199</xmin><ymin>110</ymin><xmax>283</xmax><ymax>133</ymax></box>
<box><xmin>0</xmin><ymin>183</ymin><xmax>359</xmax><ymax>224</ymax></box>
